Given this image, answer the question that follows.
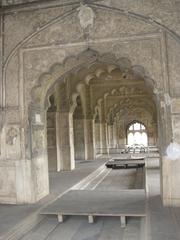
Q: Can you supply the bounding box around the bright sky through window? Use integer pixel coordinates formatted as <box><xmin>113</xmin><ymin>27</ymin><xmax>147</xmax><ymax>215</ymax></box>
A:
<box><xmin>127</xmin><ymin>122</ymin><xmax>148</xmax><ymax>146</ymax></box>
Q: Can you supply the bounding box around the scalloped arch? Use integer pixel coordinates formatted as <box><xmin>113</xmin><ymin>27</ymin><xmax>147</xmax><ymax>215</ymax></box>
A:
<box><xmin>31</xmin><ymin>49</ymin><xmax>157</xmax><ymax>109</ymax></box>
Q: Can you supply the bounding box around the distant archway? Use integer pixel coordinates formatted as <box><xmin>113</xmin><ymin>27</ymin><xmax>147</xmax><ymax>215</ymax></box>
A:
<box><xmin>26</xmin><ymin>50</ymin><xmax>162</xmax><ymax>203</ymax></box>
<box><xmin>127</xmin><ymin>121</ymin><xmax>148</xmax><ymax>146</ymax></box>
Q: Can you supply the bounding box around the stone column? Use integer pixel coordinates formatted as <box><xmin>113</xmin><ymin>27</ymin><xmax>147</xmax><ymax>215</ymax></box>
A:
<box><xmin>162</xmin><ymin>98</ymin><xmax>180</xmax><ymax>206</ymax></box>
<box><xmin>108</xmin><ymin>124</ymin><xmax>114</xmax><ymax>148</ymax></box>
<box><xmin>47</xmin><ymin>111</ymin><xmax>57</xmax><ymax>171</ymax></box>
<box><xmin>148</xmin><ymin>131</ymin><xmax>154</xmax><ymax>146</ymax></box>
<box><xmin>56</xmin><ymin>111</ymin><xmax>75</xmax><ymax>171</ymax></box>
<box><xmin>113</xmin><ymin>122</ymin><xmax>118</xmax><ymax>148</ymax></box>
<box><xmin>100</xmin><ymin>121</ymin><xmax>108</xmax><ymax>154</ymax></box>
<box><xmin>73</xmin><ymin>118</ymin><xmax>85</xmax><ymax>160</ymax></box>
<box><xmin>118</xmin><ymin>122</ymin><xmax>125</xmax><ymax>146</ymax></box>
<box><xmin>0</xmin><ymin>15</ymin><xmax>3</xmax><ymax>108</ymax></box>
<box><xmin>94</xmin><ymin>121</ymin><xmax>102</xmax><ymax>155</ymax></box>
<box><xmin>84</xmin><ymin>118</ymin><xmax>95</xmax><ymax>160</ymax></box>
<box><xmin>152</xmin><ymin>123</ymin><xmax>158</xmax><ymax>146</ymax></box>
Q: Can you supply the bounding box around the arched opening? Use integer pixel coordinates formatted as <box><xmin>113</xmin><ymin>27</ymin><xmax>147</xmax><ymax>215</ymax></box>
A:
<box><xmin>127</xmin><ymin>121</ymin><xmax>148</xmax><ymax>146</ymax></box>
<box><xmin>1</xmin><ymin>3</ymin><xmax>180</xmax><ymax>240</ymax></box>
<box><xmin>28</xmin><ymin>50</ymin><xmax>161</xmax><ymax>204</ymax></box>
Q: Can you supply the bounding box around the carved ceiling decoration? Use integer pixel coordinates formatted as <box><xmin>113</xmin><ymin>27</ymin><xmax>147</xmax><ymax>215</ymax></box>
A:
<box><xmin>31</xmin><ymin>49</ymin><xmax>157</xmax><ymax>133</ymax></box>
<box><xmin>31</xmin><ymin>49</ymin><xmax>157</xmax><ymax>108</ymax></box>
<box><xmin>78</xmin><ymin>4</ymin><xmax>95</xmax><ymax>29</ymax></box>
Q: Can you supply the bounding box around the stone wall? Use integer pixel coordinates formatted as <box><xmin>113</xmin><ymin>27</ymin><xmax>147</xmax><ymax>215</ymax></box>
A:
<box><xmin>0</xmin><ymin>0</ymin><xmax>180</xmax><ymax>205</ymax></box>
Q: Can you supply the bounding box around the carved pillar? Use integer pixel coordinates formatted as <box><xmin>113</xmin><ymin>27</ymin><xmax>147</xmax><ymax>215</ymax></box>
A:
<box><xmin>94</xmin><ymin>120</ymin><xmax>102</xmax><ymax>155</ymax></box>
<box><xmin>113</xmin><ymin>120</ymin><xmax>118</xmax><ymax>148</ymax></box>
<box><xmin>152</xmin><ymin>122</ymin><xmax>158</xmax><ymax>146</ymax></box>
<box><xmin>55</xmin><ymin>84</ymin><xmax>75</xmax><ymax>171</ymax></box>
<box><xmin>108</xmin><ymin>124</ymin><xmax>114</xmax><ymax>148</ymax></box>
<box><xmin>56</xmin><ymin>111</ymin><xmax>75</xmax><ymax>171</ymax></box>
<box><xmin>118</xmin><ymin>120</ymin><xmax>125</xmax><ymax>146</ymax></box>
<box><xmin>99</xmin><ymin>99</ymin><xmax>108</xmax><ymax>154</ymax></box>
<box><xmin>0</xmin><ymin>15</ymin><xmax>3</xmax><ymax>108</ymax></box>
<box><xmin>73</xmin><ymin>96</ymin><xmax>85</xmax><ymax>161</ymax></box>
<box><xmin>0</xmin><ymin>15</ymin><xmax>4</xmax><ymax>158</ymax></box>
<box><xmin>100</xmin><ymin>121</ymin><xmax>108</xmax><ymax>154</ymax></box>
<box><xmin>162</xmin><ymin>98</ymin><xmax>180</xmax><ymax>207</ymax></box>
<box><xmin>84</xmin><ymin>118</ymin><xmax>95</xmax><ymax>160</ymax></box>
<box><xmin>73</xmin><ymin>118</ymin><xmax>85</xmax><ymax>160</ymax></box>
<box><xmin>82</xmin><ymin>86</ymin><xmax>95</xmax><ymax>160</ymax></box>
<box><xmin>47</xmin><ymin>110</ymin><xmax>57</xmax><ymax>171</ymax></box>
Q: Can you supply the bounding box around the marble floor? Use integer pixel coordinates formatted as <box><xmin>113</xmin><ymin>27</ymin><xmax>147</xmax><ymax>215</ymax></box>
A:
<box><xmin>21</xmin><ymin>167</ymin><xmax>145</xmax><ymax>240</ymax></box>
<box><xmin>0</xmin><ymin>159</ymin><xmax>108</xmax><ymax>240</ymax></box>
<box><xmin>0</xmin><ymin>156</ymin><xmax>180</xmax><ymax>240</ymax></box>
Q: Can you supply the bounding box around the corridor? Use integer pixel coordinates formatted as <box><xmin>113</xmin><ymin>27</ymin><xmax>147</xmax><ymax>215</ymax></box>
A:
<box><xmin>15</xmin><ymin>156</ymin><xmax>180</xmax><ymax>240</ymax></box>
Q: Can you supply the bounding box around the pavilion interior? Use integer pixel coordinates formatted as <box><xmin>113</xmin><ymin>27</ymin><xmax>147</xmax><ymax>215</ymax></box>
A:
<box><xmin>46</xmin><ymin>60</ymin><xmax>158</xmax><ymax>172</ymax></box>
<box><xmin>1</xmin><ymin>1</ymin><xmax>180</xmax><ymax>239</ymax></box>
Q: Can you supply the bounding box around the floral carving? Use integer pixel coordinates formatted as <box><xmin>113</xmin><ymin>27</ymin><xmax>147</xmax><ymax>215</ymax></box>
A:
<box><xmin>6</xmin><ymin>127</ymin><xmax>18</xmax><ymax>145</ymax></box>
<box><xmin>78</xmin><ymin>4</ymin><xmax>95</xmax><ymax>29</ymax></box>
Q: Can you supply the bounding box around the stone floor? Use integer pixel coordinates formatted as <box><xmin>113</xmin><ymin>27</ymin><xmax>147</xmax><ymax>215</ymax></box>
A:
<box><xmin>0</xmin><ymin>159</ymin><xmax>108</xmax><ymax>240</ymax></box>
<box><xmin>0</xmin><ymin>156</ymin><xmax>180</xmax><ymax>240</ymax></box>
<box><xmin>21</xmin><ymin>167</ymin><xmax>145</xmax><ymax>240</ymax></box>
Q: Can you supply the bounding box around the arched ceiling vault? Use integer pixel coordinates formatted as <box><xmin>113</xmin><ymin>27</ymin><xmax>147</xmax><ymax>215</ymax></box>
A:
<box><xmin>32</xmin><ymin>50</ymin><xmax>158</xmax><ymax>130</ymax></box>
<box><xmin>107</xmin><ymin>103</ymin><xmax>156</xmax><ymax>124</ymax></box>
<box><xmin>32</xmin><ymin>49</ymin><xmax>157</xmax><ymax>109</ymax></box>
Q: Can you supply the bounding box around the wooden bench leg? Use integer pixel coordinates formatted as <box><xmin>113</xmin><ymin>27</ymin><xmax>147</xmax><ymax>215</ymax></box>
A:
<box><xmin>58</xmin><ymin>214</ymin><xmax>64</xmax><ymax>223</ymax></box>
<box><xmin>88</xmin><ymin>215</ymin><xmax>94</xmax><ymax>223</ymax></box>
<box><xmin>120</xmin><ymin>216</ymin><xmax>126</xmax><ymax>228</ymax></box>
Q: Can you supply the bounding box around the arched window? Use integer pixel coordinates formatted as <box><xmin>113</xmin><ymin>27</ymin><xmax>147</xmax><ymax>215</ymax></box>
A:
<box><xmin>127</xmin><ymin>122</ymin><xmax>148</xmax><ymax>146</ymax></box>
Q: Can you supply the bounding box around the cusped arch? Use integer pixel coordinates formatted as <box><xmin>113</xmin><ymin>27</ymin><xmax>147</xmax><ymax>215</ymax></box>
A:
<box><xmin>31</xmin><ymin>49</ymin><xmax>98</xmax><ymax>108</ymax></box>
<box><xmin>126</xmin><ymin>120</ymin><xmax>148</xmax><ymax>133</ymax></box>
<box><xmin>31</xmin><ymin>49</ymin><xmax>158</xmax><ymax>111</ymax></box>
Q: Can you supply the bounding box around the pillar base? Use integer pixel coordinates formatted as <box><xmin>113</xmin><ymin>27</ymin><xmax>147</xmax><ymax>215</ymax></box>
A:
<box><xmin>163</xmin><ymin>198</ymin><xmax>180</xmax><ymax>207</ymax></box>
<box><xmin>0</xmin><ymin>159</ymin><xmax>49</xmax><ymax>204</ymax></box>
<box><xmin>162</xmin><ymin>156</ymin><xmax>180</xmax><ymax>207</ymax></box>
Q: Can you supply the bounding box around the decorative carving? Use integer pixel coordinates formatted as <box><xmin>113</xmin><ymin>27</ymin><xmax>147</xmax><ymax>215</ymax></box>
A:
<box><xmin>6</xmin><ymin>127</ymin><xmax>18</xmax><ymax>145</ymax></box>
<box><xmin>78</xmin><ymin>4</ymin><xmax>95</xmax><ymax>29</ymax></box>
<box><xmin>32</xmin><ymin>128</ymin><xmax>44</xmax><ymax>157</ymax></box>
<box><xmin>164</xmin><ymin>93</ymin><xmax>171</xmax><ymax>106</ymax></box>
<box><xmin>118</xmin><ymin>86</ymin><xmax>147</xmax><ymax>96</ymax></box>
<box><xmin>0</xmin><ymin>111</ymin><xmax>5</xmax><ymax>133</ymax></box>
<box><xmin>3</xmin><ymin>0</ymin><xmax>38</xmax><ymax>5</ymax></box>
<box><xmin>31</xmin><ymin>50</ymin><xmax>155</xmax><ymax>112</ymax></box>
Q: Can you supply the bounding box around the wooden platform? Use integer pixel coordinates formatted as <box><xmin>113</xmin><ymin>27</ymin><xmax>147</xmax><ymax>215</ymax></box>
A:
<box><xmin>41</xmin><ymin>190</ymin><xmax>146</xmax><ymax>227</ymax></box>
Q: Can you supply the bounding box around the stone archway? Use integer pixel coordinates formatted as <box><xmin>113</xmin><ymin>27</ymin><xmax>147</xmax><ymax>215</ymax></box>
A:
<box><xmin>3</xmin><ymin>50</ymin><xmax>172</xmax><ymax>204</ymax></box>
<box><xmin>1</xmin><ymin>2</ymin><xmax>180</xmax><ymax>207</ymax></box>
